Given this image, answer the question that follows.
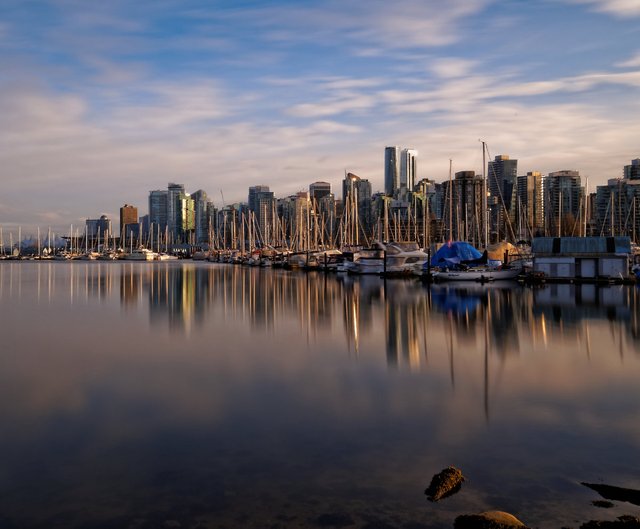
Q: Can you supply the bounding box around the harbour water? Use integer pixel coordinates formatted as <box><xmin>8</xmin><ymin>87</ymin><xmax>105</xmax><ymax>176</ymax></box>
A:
<box><xmin>0</xmin><ymin>261</ymin><xmax>639</xmax><ymax>529</ymax></box>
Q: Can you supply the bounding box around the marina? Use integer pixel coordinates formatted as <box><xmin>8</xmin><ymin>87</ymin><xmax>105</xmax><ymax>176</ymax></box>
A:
<box><xmin>0</xmin><ymin>261</ymin><xmax>639</xmax><ymax>528</ymax></box>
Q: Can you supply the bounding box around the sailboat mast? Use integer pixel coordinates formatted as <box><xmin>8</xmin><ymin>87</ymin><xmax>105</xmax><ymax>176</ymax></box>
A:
<box><xmin>482</xmin><ymin>140</ymin><xmax>488</xmax><ymax>248</ymax></box>
<box><xmin>448</xmin><ymin>159</ymin><xmax>453</xmax><ymax>242</ymax></box>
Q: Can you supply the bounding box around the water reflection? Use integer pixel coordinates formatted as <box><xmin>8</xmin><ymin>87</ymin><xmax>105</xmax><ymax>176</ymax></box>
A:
<box><xmin>2</xmin><ymin>262</ymin><xmax>638</xmax><ymax>360</ymax></box>
<box><xmin>1</xmin><ymin>262</ymin><xmax>640</xmax><ymax>529</ymax></box>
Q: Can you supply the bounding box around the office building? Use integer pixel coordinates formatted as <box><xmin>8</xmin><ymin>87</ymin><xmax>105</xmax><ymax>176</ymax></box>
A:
<box><xmin>149</xmin><ymin>190</ymin><xmax>168</xmax><ymax>234</ymax></box>
<box><xmin>85</xmin><ymin>215</ymin><xmax>111</xmax><ymax>240</ymax></box>
<box><xmin>384</xmin><ymin>146</ymin><xmax>401</xmax><ymax>197</ymax></box>
<box><xmin>343</xmin><ymin>172</ymin><xmax>372</xmax><ymax>244</ymax></box>
<box><xmin>119</xmin><ymin>204</ymin><xmax>138</xmax><ymax>240</ymax></box>
<box><xmin>488</xmin><ymin>155</ymin><xmax>518</xmax><ymax>240</ymax></box>
<box><xmin>167</xmin><ymin>183</ymin><xmax>185</xmax><ymax>239</ymax></box>
<box><xmin>248</xmin><ymin>186</ymin><xmax>275</xmax><ymax>246</ymax></box>
<box><xmin>544</xmin><ymin>170</ymin><xmax>585</xmax><ymax>236</ymax></box>
<box><xmin>191</xmin><ymin>190</ymin><xmax>211</xmax><ymax>244</ymax></box>
<box><xmin>400</xmin><ymin>148</ymin><xmax>418</xmax><ymax>195</ymax></box>
<box><xmin>515</xmin><ymin>171</ymin><xmax>544</xmax><ymax>239</ymax></box>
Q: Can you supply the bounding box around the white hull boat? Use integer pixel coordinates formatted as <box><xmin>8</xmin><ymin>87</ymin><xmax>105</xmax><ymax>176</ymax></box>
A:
<box><xmin>432</xmin><ymin>266</ymin><xmax>521</xmax><ymax>282</ymax></box>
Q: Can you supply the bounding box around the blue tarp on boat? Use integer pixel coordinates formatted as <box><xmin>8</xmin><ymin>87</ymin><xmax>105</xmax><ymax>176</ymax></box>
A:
<box><xmin>430</xmin><ymin>241</ymin><xmax>482</xmax><ymax>267</ymax></box>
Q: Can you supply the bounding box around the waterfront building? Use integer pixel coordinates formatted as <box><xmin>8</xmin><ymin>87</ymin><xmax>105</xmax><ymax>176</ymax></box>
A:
<box><xmin>487</xmin><ymin>155</ymin><xmax>518</xmax><ymax>241</ymax></box>
<box><xmin>342</xmin><ymin>172</ymin><xmax>373</xmax><ymax>244</ymax></box>
<box><xmin>544</xmin><ymin>170</ymin><xmax>585</xmax><ymax>237</ymax></box>
<box><xmin>310</xmin><ymin>182</ymin><xmax>336</xmax><ymax>247</ymax></box>
<box><xmin>624</xmin><ymin>158</ymin><xmax>640</xmax><ymax>180</ymax></box>
<box><xmin>167</xmin><ymin>183</ymin><xmax>185</xmax><ymax>240</ymax></box>
<box><xmin>532</xmin><ymin>236</ymin><xmax>631</xmax><ymax>280</ymax></box>
<box><xmin>399</xmin><ymin>148</ymin><xmax>418</xmax><ymax>199</ymax></box>
<box><xmin>442</xmin><ymin>171</ymin><xmax>486</xmax><ymax>247</ymax></box>
<box><xmin>412</xmin><ymin>178</ymin><xmax>444</xmax><ymax>246</ymax></box>
<box><xmin>384</xmin><ymin>146</ymin><xmax>400</xmax><ymax>197</ymax></box>
<box><xmin>514</xmin><ymin>171</ymin><xmax>544</xmax><ymax>240</ymax></box>
<box><xmin>139</xmin><ymin>215</ymin><xmax>150</xmax><ymax>240</ymax></box>
<box><xmin>385</xmin><ymin>146</ymin><xmax>417</xmax><ymax>199</ymax></box>
<box><xmin>278</xmin><ymin>193</ymin><xmax>311</xmax><ymax>250</ymax></box>
<box><xmin>119</xmin><ymin>204</ymin><xmax>138</xmax><ymax>241</ymax></box>
<box><xmin>191</xmin><ymin>190</ymin><xmax>211</xmax><ymax>245</ymax></box>
<box><xmin>176</xmin><ymin>192</ymin><xmax>195</xmax><ymax>243</ymax></box>
<box><xmin>248</xmin><ymin>186</ymin><xmax>275</xmax><ymax>247</ymax></box>
<box><xmin>149</xmin><ymin>190</ymin><xmax>168</xmax><ymax>234</ymax></box>
<box><xmin>85</xmin><ymin>215</ymin><xmax>111</xmax><ymax>242</ymax></box>
<box><xmin>594</xmin><ymin>160</ymin><xmax>640</xmax><ymax>240</ymax></box>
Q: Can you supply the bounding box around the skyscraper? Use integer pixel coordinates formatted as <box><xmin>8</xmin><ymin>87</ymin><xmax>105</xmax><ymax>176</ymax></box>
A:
<box><xmin>624</xmin><ymin>158</ymin><xmax>640</xmax><ymax>180</ymax></box>
<box><xmin>544</xmin><ymin>170</ymin><xmax>584</xmax><ymax>236</ymax></box>
<box><xmin>595</xmin><ymin>159</ymin><xmax>640</xmax><ymax>238</ymax></box>
<box><xmin>488</xmin><ymin>155</ymin><xmax>518</xmax><ymax>240</ymax></box>
<box><xmin>515</xmin><ymin>172</ymin><xmax>543</xmax><ymax>239</ymax></box>
<box><xmin>343</xmin><ymin>172</ymin><xmax>372</xmax><ymax>244</ymax></box>
<box><xmin>176</xmin><ymin>192</ymin><xmax>195</xmax><ymax>242</ymax></box>
<box><xmin>310</xmin><ymin>182</ymin><xmax>335</xmax><ymax>246</ymax></box>
<box><xmin>191</xmin><ymin>190</ymin><xmax>211</xmax><ymax>244</ymax></box>
<box><xmin>149</xmin><ymin>190</ymin><xmax>168</xmax><ymax>234</ymax></box>
<box><xmin>444</xmin><ymin>171</ymin><xmax>486</xmax><ymax>246</ymax></box>
<box><xmin>248</xmin><ymin>185</ymin><xmax>275</xmax><ymax>246</ymax></box>
<box><xmin>167</xmin><ymin>182</ymin><xmax>185</xmax><ymax>240</ymax></box>
<box><xmin>400</xmin><ymin>148</ymin><xmax>418</xmax><ymax>194</ymax></box>
<box><xmin>384</xmin><ymin>146</ymin><xmax>400</xmax><ymax>197</ymax></box>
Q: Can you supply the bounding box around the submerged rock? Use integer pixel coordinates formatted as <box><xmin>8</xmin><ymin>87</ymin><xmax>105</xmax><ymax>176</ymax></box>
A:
<box><xmin>582</xmin><ymin>483</ymin><xmax>640</xmax><ymax>507</ymax></box>
<box><xmin>592</xmin><ymin>500</ymin><xmax>615</xmax><ymax>509</ymax></box>
<box><xmin>454</xmin><ymin>511</ymin><xmax>528</xmax><ymax>529</ymax></box>
<box><xmin>580</xmin><ymin>515</ymin><xmax>640</xmax><ymax>528</ymax></box>
<box><xmin>424</xmin><ymin>466</ymin><xmax>465</xmax><ymax>502</ymax></box>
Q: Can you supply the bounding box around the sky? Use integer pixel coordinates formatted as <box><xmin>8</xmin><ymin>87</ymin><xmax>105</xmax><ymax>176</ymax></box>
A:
<box><xmin>1</xmin><ymin>0</ymin><xmax>639</xmax><ymax>235</ymax></box>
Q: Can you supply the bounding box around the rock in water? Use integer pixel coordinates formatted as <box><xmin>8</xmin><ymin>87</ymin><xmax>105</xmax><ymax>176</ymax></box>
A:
<box><xmin>424</xmin><ymin>466</ymin><xmax>465</xmax><ymax>502</ymax></box>
<box><xmin>454</xmin><ymin>511</ymin><xmax>529</xmax><ymax>529</ymax></box>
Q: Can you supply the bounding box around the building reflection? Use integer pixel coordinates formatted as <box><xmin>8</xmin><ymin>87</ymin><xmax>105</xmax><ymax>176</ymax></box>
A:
<box><xmin>18</xmin><ymin>261</ymin><xmax>634</xmax><ymax>361</ymax></box>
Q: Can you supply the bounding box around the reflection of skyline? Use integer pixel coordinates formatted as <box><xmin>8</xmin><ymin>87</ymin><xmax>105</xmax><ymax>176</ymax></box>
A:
<box><xmin>3</xmin><ymin>262</ymin><xmax>638</xmax><ymax>364</ymax></box>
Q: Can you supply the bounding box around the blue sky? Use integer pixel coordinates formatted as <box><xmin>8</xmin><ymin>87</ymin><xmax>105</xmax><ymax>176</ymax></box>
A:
<box><xmin>1</xmin><ymin>0</ymin><xmax>639</xmax><ymax>234</ymax></box>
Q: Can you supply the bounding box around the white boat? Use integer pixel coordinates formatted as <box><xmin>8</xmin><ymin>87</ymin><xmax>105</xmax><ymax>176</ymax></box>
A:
<box><xmin>382</xmin><ymin>243</ymin><xmax>430</xmax><ymax>276</ymax></box>
<box><xmin>78</xmin><ymin>251</ymin><xmax>101</xmax><ymax>260</ymax></box>
<box><xmin>432</xmin><ymin>265</ymin><xmax>522</xmax><ymax>282</ymax></box>
<box><xmin>156</xmin><ymin>253</ymin><xmax>179</xmax><ymax>261</ymax></box>
<box><xmin>348</xmin><ymin>242</ymin><xmax>429</xmax><ymax>276</ymax></box>
<box><xmin>124</xmin><ymin>248</ymin><xmax>157</xmax><ymax>261</ymax></box>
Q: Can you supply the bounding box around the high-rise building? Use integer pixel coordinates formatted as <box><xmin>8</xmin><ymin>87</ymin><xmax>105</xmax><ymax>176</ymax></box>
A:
<box><xmin>624</xmin><ymin>158</ymin><xmax>640</xmax><ymax>180</ymax></box>
<box><xmin>488</xmin><ymin>155</ymin><xmax>518</xmax><ymax>240</ymax></box>
<box><xmin>544</xmin><ymin>170</ymin><xmax>585</xmax><ymax>236</ymax></box>
<box><xmin>384</xmin><ymin>146</ymin><xmax>401</xmax><ymax>197</ymax></box>
<box><xmin>400</xmin><ymin>148</ymin><xmax>418</xmax><ymax>194</ymax></box>
<box><xmin>85</xmin><ymin>215</ymin><xmax>111</xmax><ymax>240</ymax></box>
<box><xmin>515</xmin><ymin>172</ymin><xmax>543</xmax><ymax>239</ymax></box>
<box><xmin>310</xmin><ymin>182</ymin><xmax>335</xmax><ymax>245</ymax></box>
<box><xmin>191</xmin><ymin>190</ymin><xmax>211</xmax><ymax>244</ymax></box>
<box><xmin>167</xmin><ymin>183</ymin><xmax>185</xmax><ymax>239</ymax></box>
<box><xmin>343</xmin><ymin>172</ymin><xmax>372</xmax><ymax>244</ymax></box>
<box><xmin>149</xmin><ymin>190</ymin><xmax>168</xmax><ymax>234</ymax></box>
<box><xmin>443</xmin><ymin>171</ymin><xmax>486</xmax><ymax>246</ymax></box>
<box><xmin>595</xmin><ymin>159</ymin><xmax>640</xmax><ymax>238</ymax></box>
<box><xmin>119</xmin><ymin>204</ymin><xmax>138</xmax><ymax>240</ymax></box>
<box><xmin>309</xmin><ymin>182</ymin><xmax>332</xmax><ymax>201</ymax></box>
<box><xmin>176</xmin><ymin>192</ymin><xmax>195</xmax><ymax>242</ymax></box>
<box><xmin>248</xmin><ymin>185</ymin><xmax>275</xmax><ymax>246</ymax></box>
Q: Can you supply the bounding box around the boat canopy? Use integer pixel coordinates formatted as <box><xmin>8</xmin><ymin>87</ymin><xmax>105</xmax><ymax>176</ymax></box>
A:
<box><xmin>431</xmin><ymin>241</ymin><xmax>483</xmax><ymax>266</ymax></box>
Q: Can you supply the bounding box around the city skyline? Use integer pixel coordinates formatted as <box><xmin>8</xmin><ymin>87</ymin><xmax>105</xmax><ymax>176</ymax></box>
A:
<box><xmin>1</xmin><ymin>0</ymin><xmax>639</xmax><ymax>234</ymax></box>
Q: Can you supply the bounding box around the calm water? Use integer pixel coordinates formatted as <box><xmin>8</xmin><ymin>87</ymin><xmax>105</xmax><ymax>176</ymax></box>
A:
<box><xmin>0</xmin><ymin>261</ymin><xmax>639</xmax><ymax>529</ymax></box>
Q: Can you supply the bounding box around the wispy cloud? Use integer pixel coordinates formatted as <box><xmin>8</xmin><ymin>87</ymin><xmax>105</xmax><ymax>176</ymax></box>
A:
<box><xmin>616</xmin><ymin>51</ymin><xmax>640</xmax><ymax>68</ymax></box>
<box><xmin>429</xmin><ymin>58</ymin><xmax>478</xmax><ymax>79</ymax></box>
<box><xmin>568</xmin><ymin>0</ymin><xmax>640</xmax><ymax>17</ymax></box>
